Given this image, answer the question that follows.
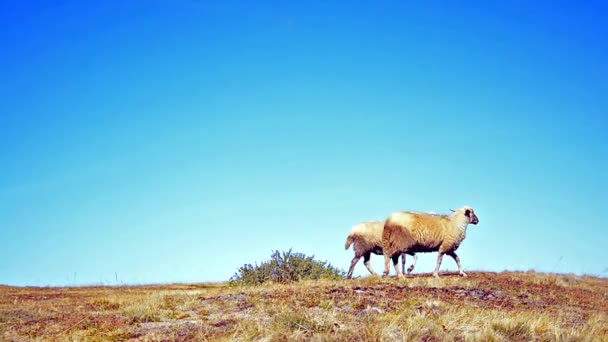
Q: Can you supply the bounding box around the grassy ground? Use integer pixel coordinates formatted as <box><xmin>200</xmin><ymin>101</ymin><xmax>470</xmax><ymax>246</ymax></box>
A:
<box><xmin>1</xmin><ymin>271</ymin><xmax>606</xmax><ymax>341</ymax></box>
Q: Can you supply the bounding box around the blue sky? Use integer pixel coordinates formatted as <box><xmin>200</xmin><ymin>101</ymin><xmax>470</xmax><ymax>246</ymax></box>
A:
<box><xmin>1</xmin><ymin>1</ymin><xmax>606</xmax><ymax>286</ymax></box>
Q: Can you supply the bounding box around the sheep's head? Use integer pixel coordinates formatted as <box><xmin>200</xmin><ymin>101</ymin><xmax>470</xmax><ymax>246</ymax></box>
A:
<box><xmin>451</xmin><ymin>206</ymin><xmax>479</xmax><ymax>225</ymax></box>
<box><xmin>464</xmin><ymin>207</ymin><xmax>479</xmax><ymax>225</ymax></box>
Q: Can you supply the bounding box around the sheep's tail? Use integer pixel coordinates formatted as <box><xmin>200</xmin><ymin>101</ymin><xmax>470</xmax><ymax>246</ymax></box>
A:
<box><xmin>345</xmin><ymin>234</ymin><xmax>354</xmax><ymax>250</ymax></box>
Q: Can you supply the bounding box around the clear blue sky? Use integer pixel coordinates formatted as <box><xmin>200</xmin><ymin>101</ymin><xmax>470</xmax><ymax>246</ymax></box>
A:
<box><xmin>1</xmin><ymin>1</ymin><xmax>606</xmax><ymax>286</ymax></box>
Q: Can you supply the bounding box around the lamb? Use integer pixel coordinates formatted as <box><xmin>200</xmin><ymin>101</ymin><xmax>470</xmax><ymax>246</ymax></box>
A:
<box><xmin>382</xmin><ymin>206</ymin><xmax>479</xmax><ymax>278</ymax></box>
<box><xmin>345</xmin><ymin>221</ymin><xmax>416</xmax><ymax>279</ymax></box>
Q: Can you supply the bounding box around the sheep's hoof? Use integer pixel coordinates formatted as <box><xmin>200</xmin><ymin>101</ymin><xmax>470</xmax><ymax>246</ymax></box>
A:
<box><xmin>407</xmin><ymin>267</ymin><xmax>414</xmax><ymax>274</ymax></box>
<box><xmin>460</xmin><ymin>272</ymin><xmax>468</xmax><ymax>277</ymax></box>
<box><xmin>433</xmin><ymin>273</ymin><xmax>440</xmax><ymax>278</ymax></box>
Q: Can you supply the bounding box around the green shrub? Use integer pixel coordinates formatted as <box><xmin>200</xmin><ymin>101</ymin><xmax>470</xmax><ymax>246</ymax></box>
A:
<box><xmin>230</xmin><ymin>249</ymin><xmax>345</xmax><ymax>285</ymax></box>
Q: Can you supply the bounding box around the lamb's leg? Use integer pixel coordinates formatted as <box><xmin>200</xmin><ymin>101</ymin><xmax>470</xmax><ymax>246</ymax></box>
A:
<box><xmin>433</xmin><ymin>253</ymin><xmax>444</xmax><ymax>278</ymax></box>
<box><xmin>401</xmin><ymin>252</ymin><xmax>406</xmax><ymax>275</ymax></box>
<box><xmin>407</xmin><ymin>253</ymin><xmax>417</xmax><ymax>274</ymax></box>
<box><xmin>448</xmin><ymin>251</ymin><xmax>467</xmax><ymax>277</ymax></box>
<box><xmin>383</xmin><ymin>254</ymin><xmax>391</xmax><ymax>277</ymax></box>
<box><xmin>392</xmin><ymin>254</ymin><xmax>404</xmax><ymax>278</ymax></box>
<box><xmin>347</xmin><ymin>255</ymin><xmax>361</xmax><ymax>279</ymax></box>
<box><xmin>363</xmin><ymin>252</ymin><xmax>377</xmax><ymax>276</ymax></box>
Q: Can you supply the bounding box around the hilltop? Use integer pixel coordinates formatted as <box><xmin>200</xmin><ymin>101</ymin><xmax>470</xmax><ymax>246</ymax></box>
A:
<box><xmin>1</xmin><ymin>271</ymin><xmax>606</xmax><ymax>341</ymax></box>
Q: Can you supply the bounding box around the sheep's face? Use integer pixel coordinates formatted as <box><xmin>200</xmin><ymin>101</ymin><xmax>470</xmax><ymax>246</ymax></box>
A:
<box><xmin>464</xmin><ymin>207</ymin><xmax>479</xmax><ymax>225</ymax></box>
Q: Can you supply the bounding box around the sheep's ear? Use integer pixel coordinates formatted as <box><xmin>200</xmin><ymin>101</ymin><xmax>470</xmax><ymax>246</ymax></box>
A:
<box><xmin>464</xmin><ymin>209</ymin><xmax>471</xmax><ymax>217</ymax></box>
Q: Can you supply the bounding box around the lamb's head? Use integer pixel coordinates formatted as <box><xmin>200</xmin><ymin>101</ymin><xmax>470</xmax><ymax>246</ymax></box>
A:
<box><xmin>451</xmin><ymin>206</ymin><xmax>479</xmax><ymax>225</ymax></box>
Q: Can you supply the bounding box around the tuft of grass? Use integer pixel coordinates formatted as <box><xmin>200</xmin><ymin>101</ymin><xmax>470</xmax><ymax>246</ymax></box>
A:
<box><xmin>90</xmin><ymin>298</ymin><xmax>120</xmax><ymax>310</ymax></box>
<box><xmin>357</xmin><ymin>316</ymin><xmax>387</xmax><ymax>342</ymax></box>
<box><xmin>121</xmin><ymin>305</ymin><xmax>162</xmax><ymax>323</ymax></box>
<box><xmin>273</xmin><ymin>311</ymin><xmax>328</xmax><ymax>335</ymax></box>
<box><xmin>492</xmin><ymin>319</ymin><xmax>533</xmax><ymax>341</ymax></box>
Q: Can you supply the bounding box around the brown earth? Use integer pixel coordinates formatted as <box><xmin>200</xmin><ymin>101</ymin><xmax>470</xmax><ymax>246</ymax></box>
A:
<box><xmin>1</xmin><ymin>271</ymin><xmax>606</xmax><ymax>341</ymax></box>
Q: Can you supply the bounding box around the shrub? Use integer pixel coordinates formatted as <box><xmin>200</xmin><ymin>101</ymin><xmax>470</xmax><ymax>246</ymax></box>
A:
<box><xmin>230</xmin><ymin>249</ymin><xmax>345</xmax><ymax>285</ymax></box>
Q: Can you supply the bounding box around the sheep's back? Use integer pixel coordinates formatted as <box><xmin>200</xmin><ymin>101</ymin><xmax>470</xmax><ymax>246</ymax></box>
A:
<box><xmin>350</xmin><ymin>221</ymin><xmax>384</xmax><ymax>253</ymax></box>
<box><xmin>383</xmin><ymin>212</ymin><xmax>453</xmax><ymax>254</ymax></box>
<box><xmin>382</xmin><ymin>213</ymin><xmax>418</xmax><ymax>256</ymax></box>
<box><xmin>409</xmin><ymin>213</ymin><xmax>466</xmax><ymax>252</ymax></box>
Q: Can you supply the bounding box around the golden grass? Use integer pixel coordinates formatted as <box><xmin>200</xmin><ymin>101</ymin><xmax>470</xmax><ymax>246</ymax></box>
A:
<box><xmin>1</xmin><ymin>273</ymin><xmax>606</xmax><ymax>341</ymax></box>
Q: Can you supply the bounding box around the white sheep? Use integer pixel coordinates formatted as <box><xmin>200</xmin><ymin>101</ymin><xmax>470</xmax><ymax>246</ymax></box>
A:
<box><xmin>382</xmin><ymin>206</ymin><xmax>479</xmax><ymax>278</ymax></box>
<box><xmin>345</xmin><ymin>221</ymin><xmax>416</xmax><ymax>279</ymax></box>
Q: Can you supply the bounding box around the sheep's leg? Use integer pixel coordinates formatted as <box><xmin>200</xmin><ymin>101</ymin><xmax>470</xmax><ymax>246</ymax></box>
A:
<box><xmin>392</xmin><ymin>254</ymin><xmax>404</xmax><ymax>279</ymax></box>
<box><xmin>448</xmin><ymin>251</ymin><xmax>467</xmax><ymax>277</ymax></box>
<box><xmin>383</xmin><ymin>254</ymin><xmax>392</xmax><ymax>277</ymax></box>
<box><xmin>347</xmin><ymin>255</ymin><xmax>361</xmax><ymax>279</ymax></box>
<box><xmin>401</xmin><ymin>252</ymin><xmax>406</xmax><ymax>275</ymax></box>
<box><xmin>407</xmin><ymin>253</ymin><xmax>417</xmax><ymax>274</ymax></box>
<box><xmin>363</xmin><ymin>252</ymin><xmax>377</xmax><ymax>276</ymax></box>
<box><xmin>433</xmin><ymin>253</ymin><xmax>444</xmax><ymax>278</ymax></box>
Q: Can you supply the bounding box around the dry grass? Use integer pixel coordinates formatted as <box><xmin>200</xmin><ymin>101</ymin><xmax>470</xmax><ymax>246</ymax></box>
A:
<box><xmin>1</xmin><ymin>272</ymin><xmax>606</xmax><ymax>341</ymax></box>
